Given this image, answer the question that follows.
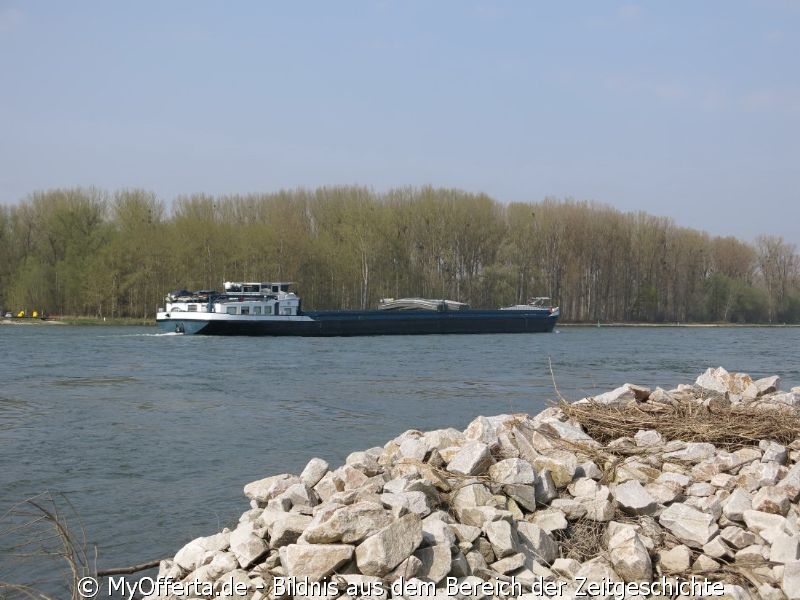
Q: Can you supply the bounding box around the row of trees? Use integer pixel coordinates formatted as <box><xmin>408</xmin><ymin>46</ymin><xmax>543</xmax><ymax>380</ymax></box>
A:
<box><xmin>1</xmin><ymin>186</ymin><xmax>798</xmax><ymax>323</ymax></box>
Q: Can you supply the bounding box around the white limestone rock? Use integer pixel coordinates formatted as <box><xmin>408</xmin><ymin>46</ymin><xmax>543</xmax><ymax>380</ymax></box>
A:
<box><xmin>490</xmin><ymin>551</ymin><xmax>526</xmax><ymax>574</ymax></box>
<box><xmin>611</xmin><ymin>533</ymin><xmax>652</xmax><ymax>582</ymax></box>
<box><xmin>355</xmin><ymin>513</ymin><xmax>423</xmax><ymax>577</ymax></box>
<box><xmin>634</xmin><ymin>429</ymin><xmax>663</xmax><ymax>447</ymax></box>
<box><xmin>662</xmin><ymin>442</ymin><xmax>717</xmax><ymax>464</ymax></box>
<box><xmin>659</xmin><ymin>503</ymin><xmax>719</xmax><ymax>548</ymax></box>
<box><xmin>503</xmin><ymin>483</ymin><xmax>538</xmax><ymax>512</ymax></box>
<box><xmin>613</xmin><ymin>480</ymin><xmax>659</xmax><ymax>516</ymax></box>
<box><xmin>549</xmin><ymin>497</ymin><xmax>588</xmax><ymax>520</ymax></box>
<box><xmin>413</xmin><ymin>544</ymin><xmax>452</xmax><ymax>584</ymax></box>
<box><xmin>703</xmin><ymin>536</ymin><xmax>733</xmax><ymax>560</ymax></box>
<box><xmin>720</xmin><ymin>525</ymin><xmax>760</xmax><ymax>549</ymax></box>
<box><xmin>778</xmin><ymin>463</ymin><xmax>800</xmax><ymax>502</ymax></box>
<box><xmin>743</xmin><ymin>510</ymin><xmax>788</xmax><ymax>540</ymax></box>
<box><xmin>536</xmin><ymin>418</ymin><xmax>600</xmax><ymax>447</ymax></box>
<box><xmin>534</xmin><ymin>469</ymin><xmax>558</xmax><ymax>504</ymax></box>
<box><xmin>446</xmin><ymin>441</ymin><xmax>494</xmax><ymax>476</ymax></box>
<box><xmin>784</xmin><ymin>560</ymin><xmax>800</xmax><ymax>600</ymax></box>
<box><xmin>173</xmin><ymin>531</ymin><xmax>231</xmax><ymax>573</ymax></box>
<box><xmin>420</xmin><ymin>513</ymin><xmax>457</xmax><ymax>548</ymax></box>
<box><xmin>483</xmin><ymin>519</ymin><xmax>519</xmax><ymax>558</ymax></box>
<box><xmin>487</xmin><ymin>457</ymin><xmax>535</xmax><ymax>486</ymax></box>
<box><xmin>268</xmin><ymin>513</ymin><xmax>312</xmax><ymax>548</ymax></box>
<box><xmin>304</xmin><ymin>501</ymin><xmax>392</xmax><ymax>544</ymax></box>
<box><xmin>300</xmin><ymin>457</ymin><xmax>330</xmax><ymax>489</ymax></box>
<box><xmin>771</xmin><ymin>534</ymin><xmax>800</xmax><ymax>564</ymax></box>
<box><xmin>753</xmin><ymin>486</ymin><xmax>792</xmax><ymax>515</ymax></box>
<box><xmin>381</xmin><ymin>490</ymin><xmax>432</xmax><ymax>518</ymax></box>
<box><xmin>568</xmin><ymin>477</ymin><xmax>600</xmax><ymax>498</ymax></box>
<box><xmin>531</xmin><ymin>508</ymin><xmax>568</xmax><ymax>533</ymax></box>
<box><xmin>657</xmin><ymin>544</ymin><xmax>692</xmax><ymax>574</ymax></box>
<box><xmin>531</xmin><ymin>451</ymin><xmax>577</xmax><ymax>488</ymax></box>
<box><xmin>761</xmin><ymin>441</ymin><xmax>788</xmax><ymax>465</ymax></box>
<box><xmin>244</xmin><ymin>473</ymin><xmax>299</xmax><ymax>504</ymax></box>
<box><xmin>723</xmin><ymin>487</ymin><xmax>753</xmax><ymax>522</ymax></box>
<box><xmin>229</xmin><ymin>521</ymin><xmax>269</xmax><ymax>569</ymax></box>
<box><xmin>279</xmin><ymin>543</ymin><xmax>354</xmax><ymax>581</ymax></box>
<box><xmin>551</xmin><ymin>557</ymin><xmax>582</xmax><ymax>579</ymax></box>
<box><xmin>516</xmin><ymin>521</ymin><xmax>558</xmax><ymax>565</ymax></box>
<box><xmin>692</xmin><ymin>553</ymin><xmax>721</xmax><ymax>573</ymax></box>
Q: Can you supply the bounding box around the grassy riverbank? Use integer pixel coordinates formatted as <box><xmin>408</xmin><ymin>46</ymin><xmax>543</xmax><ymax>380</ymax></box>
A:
<box><xmin>1</xmin><ymin>316</ymin><xmax>154</xmax><ymax>326</ymax></box>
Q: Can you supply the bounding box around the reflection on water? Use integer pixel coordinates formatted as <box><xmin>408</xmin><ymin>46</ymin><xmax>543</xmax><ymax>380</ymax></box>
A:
<box><xmin>0</xmin><ymin>324</ymin><xmax>798</xmax><ymax>590</ymax></box>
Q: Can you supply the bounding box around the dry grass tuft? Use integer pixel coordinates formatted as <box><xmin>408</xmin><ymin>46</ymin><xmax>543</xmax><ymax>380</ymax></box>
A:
<box><xmin>551</xmin><ymin>516</ymin><xmax>608</xmax><ymax>562</ymax></box>
<box><xmin>560</xmin><ymin>399</ymin><xmax>800</xmax><ymax>450</ymax></box>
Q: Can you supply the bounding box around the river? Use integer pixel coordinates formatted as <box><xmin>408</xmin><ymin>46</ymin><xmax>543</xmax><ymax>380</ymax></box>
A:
<box><xmin>0</xmin><ymin>324</ymin><xmax>797</xmax><ymax>591</ymax></box>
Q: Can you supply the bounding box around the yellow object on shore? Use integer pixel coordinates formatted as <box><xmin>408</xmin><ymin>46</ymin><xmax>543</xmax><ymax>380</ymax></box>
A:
<box><xmin>17</xmin><ymin>310</ymin><xmax>25</xmax><ymax>318</ymax></box>
<box><xmin>32</xmin><ymin>310</ymin><xmax>39</xmax><ymax>318</ymax></box>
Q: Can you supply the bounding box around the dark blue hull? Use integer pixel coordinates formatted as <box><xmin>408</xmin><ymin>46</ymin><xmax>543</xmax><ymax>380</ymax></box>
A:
<box><xmin>158</xmin><ymin>309</ymin><xmax>558</xmax><ymax>336</ymax></box>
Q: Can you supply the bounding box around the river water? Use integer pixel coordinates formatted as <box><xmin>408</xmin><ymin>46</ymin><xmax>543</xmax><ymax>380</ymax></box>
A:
<box><xmin>1</xmin><ymin>324</ymin><xmax>798</xmax><ymax>590</ymax></box>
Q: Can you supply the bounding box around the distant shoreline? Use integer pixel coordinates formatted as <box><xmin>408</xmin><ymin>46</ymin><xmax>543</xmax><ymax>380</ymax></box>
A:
<box><xmin>559</xmin><ymin>322</ymin><xmax>800</xmax><ymax>328</ymax></box>
<box><xmin>2</xmin><ymin>318</ymin><xmax>799</xmax><ymax>328</ymax></box>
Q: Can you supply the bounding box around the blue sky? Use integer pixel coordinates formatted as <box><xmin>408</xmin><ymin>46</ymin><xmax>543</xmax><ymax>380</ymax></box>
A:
<box><xmin>1</xmin><ymin>1</ymin><xmax>798</xmax><ymax>245</ymax></box>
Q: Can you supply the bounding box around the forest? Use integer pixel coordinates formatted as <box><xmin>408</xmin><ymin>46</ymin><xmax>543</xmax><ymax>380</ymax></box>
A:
<box><xmin>0</xmin><ymin>186</ymin><xmax>798</xmax><ymax>323</ymax></box>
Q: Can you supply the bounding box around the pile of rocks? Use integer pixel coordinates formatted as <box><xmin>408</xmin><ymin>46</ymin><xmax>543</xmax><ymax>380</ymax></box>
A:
<box><xmin>145</xmin><ymin>368</ymin><xmax>800</xmax><ymax>600</ymax></box>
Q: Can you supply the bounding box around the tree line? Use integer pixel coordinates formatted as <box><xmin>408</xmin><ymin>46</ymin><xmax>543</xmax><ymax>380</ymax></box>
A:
<box><xmin>1</xmin><ymin>186</ymin><xmax>798</xmax><ymax>323</ymax></box>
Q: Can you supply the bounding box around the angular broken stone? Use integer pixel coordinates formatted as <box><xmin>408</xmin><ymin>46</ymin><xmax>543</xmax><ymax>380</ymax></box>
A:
<box><xmin>300</xmin><ymin>457</ymin><xmax>330</xmax><ymax>488</ymax></box>
<box><xmin>657</xmin><ymin>544</ymin><xmax>692</xmax><ymax>574</ymax></box>
<box><xmin>771</xmin><ymin>534</ymin><xmax>800</xmax><ymax>564</ymax></box>
<box><xmin>488</xmin><ymin>457</ymin><xmax>535</xmax><ymax>485</ymax></box>
<box><xmin>611</xmin><ymin>533</ymin><xmax>652</xmax><ymax>581</ymax></box>
<box><xmin>613</xmin><ymin>480</ymin><xmax>659</xmax><ymax>516</ymax></box>
<box><xmin>503</xmin><ymin>483</ymin><xmax>538</xmax><ymax>512</ymax></box>
<box><xmin>720</xmin><ymin>525</ymin><xmax>759</xmax><ymax>549</ymax></box>
<box><xmin>483</xmin><ymin>519</ymin><xmax>519</xmax><ymax>558</ymax></box>
<box><xmin>268</xmin><ymin>513</ymin><xmax>311</xmax><ymax>548</ymax></box>
<box><xmin>531</xmin><ymin>508</ymin><xmax>568</xmax><ymax>533</ymax></box>
<box><xmin>659</xmin><ymin>503</ymin><xmax>719</xmax><ymax>548</ymax></box>
<box><xmin>518</xmin><ymin>522</ymin><xmax>559</xmax><ymax>566</ymax></box>
<box><xmin>279</xmin><ymin>543</ymin><xmax>354</xmax><ymax>581</ymax></box>
<box><xmin>446</xmin><ymin>441</ymin><xmax>494</xmax><ymax>476</ymax></box>
<box><xmin>304</xmin><ymin>501</ymin><xmax>392</xmax><ymax>544</ymax></box>
<box><xmin>753</xmin><ymin>486</ymin><xmax>792</xmax><ymax>515</ymax></box>
<box><xmin>490</xmin><ymin>551</ymin><xmax>526</xmax><ymax>574</ymax></box>
<box><xmin>534</xmin><ymin>469</ymin><xmax>558</xmax><ymax>504</ymax></box>
<box><xmin>229</xmin><ymin>521</ymin><xmax>268</xmax><ymax>568</ymax></box>
<box><xmin>244</xmin><ymin>473</ymin><xmax>299</xmax><ymax>503</ymax></box>
<box><xmin>723</xmin><ymin>487</ymin><xmax>753</xmax><ymax>522</ymax></box>
<box><xmin>663</xmin><ymin>442</ymin><xmax>717</xmax><ymax>464</ymax></box>
<box><xmin>532</xmin><ymin>451</ymin><xmax>577</xmax><ymax>488</ymax></box>
<box><xmin>173</xmin><ymin>531</ymin><xmax>230</xmax><ymax>572</ymax></box>
<box><xmin>413</xmin><ymin>544</ymin><xmax>451</xmax><ymax>583</ymax></box>
<box><xmin>355</xmin><ymin>513</ymin><xmax>423</xmax><ymax>576</ymax></box>
<box><xmin>634</xmin><ymin>429</ymin><xmax>663</xmax><ymax>447</ymax></box>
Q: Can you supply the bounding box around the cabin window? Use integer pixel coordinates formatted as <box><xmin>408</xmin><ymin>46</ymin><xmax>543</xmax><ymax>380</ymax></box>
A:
<box><xmin>227</xmin><ymin>306</ymin><xmax>237</xmax><ymax>315</ymax></box>
<box><xmin>253</xmin><ymin>306</ymin><xmax>262</xmax><ymax>315</ymax></box>
<box><xmin>188</xmin><ymin>304</ymin><xmax>197</xmax><ymax>312</ymax></box>
<box><xmin>243</xmin><ymin>284</ymin><xmax>259</xmax><ymax>293</ymax></box>
<box><xmin>241</xmin><ymin>307</ymin><xmax>250</xmax><ymax>315</ymax></box>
